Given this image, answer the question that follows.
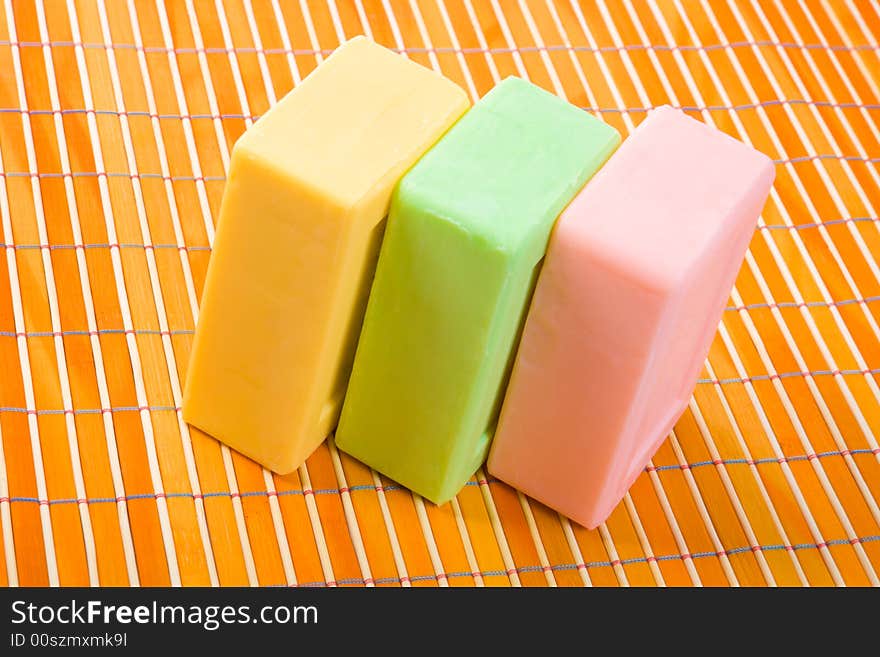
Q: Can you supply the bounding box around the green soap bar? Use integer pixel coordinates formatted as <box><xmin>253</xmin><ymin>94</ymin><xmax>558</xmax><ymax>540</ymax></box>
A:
<box><xmin>335</xmin><ymin>77</ymin><xmax>620</xmax><ymax>504</ymax></box>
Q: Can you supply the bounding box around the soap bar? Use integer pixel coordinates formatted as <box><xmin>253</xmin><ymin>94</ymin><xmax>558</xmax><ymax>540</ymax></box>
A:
<box><xmin>488</xmin><ymin>106</ymin><xmax>775</xmax><ymax>528</ymax></box>
<box><xmin>183</xmin><ymin>36</ymin><xmax>469</xmax><ymax>474</ymax></box>
<box><xmin>336</xmin><ymin>77</ymin><xmax>620</xmax><ymax>503</ymax></box>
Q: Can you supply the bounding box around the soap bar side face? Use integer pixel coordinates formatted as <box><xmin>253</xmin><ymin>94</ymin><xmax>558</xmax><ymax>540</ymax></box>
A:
<box><xmin>614</xmin><ymin>169</ymin><xmax>773</xmax><ymax>497</ymax></box>
<box><xmin>183</xmin><ymin>37</ymin><xmax>469</xmax><ymax>474</ymax></box>
<box><xmin>485</xmin><ymin>238</ymin><xmax>669</xmax><ymax>522</ymax></box>
<box><xmin>564</xmin><ymin>108</ymin><xmax>776</xmax><ymax>508</ymax></box>
<box><xmin>185</xmin><ymin>148</ymin><xmax>347</xmax><ymax>473</ymax></box>
<box><xmin>336</xmin><ymin>77</ymin><xmax>620</xmax><ymax>503</ymax></box>
<box><xmin>593</xmin><ymin>166</ymin><xmax>773</xmax><ymax>518</ymax></box>
<box><xmin>488</xmin><ymin>106</ymin><xmax>775</xmax><ymax>528</ymax></box>
<box><xmin>337</xmin><ymin>192</ymin><xmax>513</xmax><ymax>503</ymax></box>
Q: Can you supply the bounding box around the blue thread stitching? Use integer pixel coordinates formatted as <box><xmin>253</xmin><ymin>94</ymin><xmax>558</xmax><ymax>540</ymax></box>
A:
<box><xmin>0</xmin><ymin>38</ymin><xmax>876</xmax><ymax>55</ymax></box>
<box><xmin>5</xmin><ymin>449</ymin><xmax>876</xmax><ymax>506</ymax></box>
<box><xmin>270</xmin><ymin>535</ymin><xmax>880</xmax><ymax>587</ymax></box>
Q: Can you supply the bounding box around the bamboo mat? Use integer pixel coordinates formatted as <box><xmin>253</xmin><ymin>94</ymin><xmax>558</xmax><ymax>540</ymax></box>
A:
<box><xmin>0</xmin><ymin>0</ymin><xmax>878</xmax><ymax>588</ymax></box>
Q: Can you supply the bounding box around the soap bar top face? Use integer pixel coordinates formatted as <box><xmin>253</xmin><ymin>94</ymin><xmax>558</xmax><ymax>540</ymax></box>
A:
<box><xmin>487</xmin><ymin>105</ymin><xmax>775</xmax><ymax>528</ymax></box>
<box><xmin>562</xmin><ymin>105</ymin><xmax>775</xmax><ymax>290</ymax></box>
<box><xmin>183</xmin><ymin>36</ymin><xmax>469</xmax><ymax>475</ymax></box>
<box><xmin>400</xmin><ymin>76</ymin><xmax>621</xmax><ymax>260</ymax></box>
<box><xmin>335</xmin><ymin>78</ymin><xmax>620</xmax><ymax>504</ymax></box>
<box><xmin>238</xmin><ymin>35</ymin><xmax>469</xmax><ymax>209</ymax></box>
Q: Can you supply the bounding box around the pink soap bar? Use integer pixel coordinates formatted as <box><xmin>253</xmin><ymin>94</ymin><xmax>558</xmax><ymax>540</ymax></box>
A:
<box><xmin>487</xmin><ymin>106</ymin><xmax>775</xmax><ymax>529</ymax></box>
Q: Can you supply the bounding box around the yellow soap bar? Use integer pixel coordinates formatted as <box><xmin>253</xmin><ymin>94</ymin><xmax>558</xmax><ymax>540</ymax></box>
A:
<box><xmin>183</xmin><ymin>36</ymin><xmax>469</xmax><ymax>474</ymax></box>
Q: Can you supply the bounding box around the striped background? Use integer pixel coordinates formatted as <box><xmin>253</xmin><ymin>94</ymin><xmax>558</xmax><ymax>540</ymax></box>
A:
<box><xmin>0</xmin><ymin>0</ymin><xmax>878</xmax><ymax>587</ymax></box>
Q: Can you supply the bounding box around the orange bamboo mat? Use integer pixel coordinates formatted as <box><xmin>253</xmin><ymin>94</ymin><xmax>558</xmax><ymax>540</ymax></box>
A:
<box><xmin>0</xmin><ymin>0</ymin><xmax>878</xmax><ymax>588</ymax></box>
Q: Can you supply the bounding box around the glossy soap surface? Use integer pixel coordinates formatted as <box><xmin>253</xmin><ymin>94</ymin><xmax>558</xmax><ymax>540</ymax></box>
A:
<box><xmin>336</xmin><ymin>77</ymin><xmax>620</xmax><ymax>503</ymax></box>
<box><xmin>488</xmin><ymin>106</ymin><xmax>776</xmax><ymax>528</ymax></box>
<box><xmin>183</xmin><ymin>36</ymin><xmax>469</xmax><ymax>474</ymax></box>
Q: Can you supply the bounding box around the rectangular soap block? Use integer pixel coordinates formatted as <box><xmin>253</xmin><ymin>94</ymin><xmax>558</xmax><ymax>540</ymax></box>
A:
<box><xmin>336</xmin><ymin>77</ymin><xmax>620</xmax><ymax>504</ymax></box>
<box><xmin>488</xmin><ymin>106</ymin><xmax>775</xmax><ymax>528</ymax></box>
<box><xmin>183</xmin><ymin>36</ymin><xmax>469</xmax><ymax>474</ymax></box>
